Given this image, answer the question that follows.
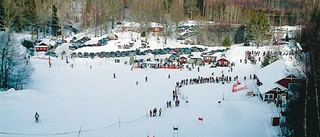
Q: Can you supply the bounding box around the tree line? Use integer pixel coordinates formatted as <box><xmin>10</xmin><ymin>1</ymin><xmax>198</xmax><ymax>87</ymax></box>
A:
<box><xmin>0</xmin><ymin>0</ymin><xmax>317</xmax><ymax>37</ymax></box>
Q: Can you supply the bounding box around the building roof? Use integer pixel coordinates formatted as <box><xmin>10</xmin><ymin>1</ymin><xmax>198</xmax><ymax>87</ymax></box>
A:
<box><xmin>256</xmin><ymin>60</ymin><xmax>298</xmax><ymax>94</ymax></box>
<box><xmin>258</xmin><ymin>82</ymin><xmax>287</xmax><ymax>94</ymax></box>
<box><xmin>217</xmin><ymin>57</ymin><xmax>229</xmax><ymax>62</ymax></box>
<box><xmin>36</xmin><ymin>43</ymin><xmax>48</xmax><ymax>47</ymax></box>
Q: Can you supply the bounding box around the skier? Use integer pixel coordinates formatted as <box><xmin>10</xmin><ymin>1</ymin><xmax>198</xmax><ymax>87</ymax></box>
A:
<box><xmin>153</xmin><ymin>108</ymin><xmax>157</xmax><ymax>117</ymax></box>
<box><xmin>48</xmin><ymin>59</ymin><xmax>51</xmax><ymax>68</ymax></box>
<box><xmin>145</xmin><ymin>76</ymin><xmax>148</xmax><ymax>82</ymax></box>
<box><xmin>34</xmin><ymin>112</ymin><xmax>40</xmax><ymax>123</ymax></box>
<box><xmin>113</xmin><ymin>73</ymin><xmax>116</xmax><ymax>78</ymax></box>
<box><xmin>136</xmin><ymin>81</ymin><xmax>139</xmax><ymax>85</ymax></box>
<box><xmin>159</xmin><ymin>108</ymin><xmax>162</xmax><ymax>116</ymax></box>
<box><xmin>149</xmin><ymin>109</ymin><xmax>152</xmax><ymax>117</ymax></box>
<box><xmin>168</xmin><ymin>74</ymin><xmax>170</xmax><ymax>79</ymax></box>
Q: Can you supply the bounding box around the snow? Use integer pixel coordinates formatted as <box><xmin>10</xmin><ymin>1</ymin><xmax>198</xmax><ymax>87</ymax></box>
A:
<box><xmin>0</xmin><ymin>31</ymin><xmax>285</xmax><ymax>137</ymax></box>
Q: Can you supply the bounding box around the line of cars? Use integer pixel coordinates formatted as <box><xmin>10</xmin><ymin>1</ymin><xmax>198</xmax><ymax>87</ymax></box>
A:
<box><xmin>69</xmin><ymin>37</ymin><xmax>109</xmax><ymax>51</ymax></box>
<box><xmin>70</xmin><ymin>46</ymin><xmax>206</xmax><ymax>59</ymax></box>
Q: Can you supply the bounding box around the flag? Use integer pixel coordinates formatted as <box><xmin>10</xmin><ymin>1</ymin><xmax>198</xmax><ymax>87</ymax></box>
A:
<box><xmin>232</xmin><ymin>85</ymin><xmax>247</xmax><ymax>92</ymax></box>
<box><xmin>173</xmin><ymin>127</ymin><xmax>178</xmax><ymax>130</ymax></box>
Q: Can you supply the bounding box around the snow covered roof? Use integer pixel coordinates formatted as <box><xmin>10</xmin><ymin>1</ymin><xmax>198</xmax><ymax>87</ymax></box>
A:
<box><xmin>272</xmin><ymin>25</ymin><xmax>301</xmax><ymax>31</ymax></box>
<box><xmin>256</xmin><ymin>60</ymin><xmax>298</xmax><ymax>94</ymax></box>
<box><xmin>39</xmin><ymin>38</ymin><xmax>56</xmax><ymax>46</ymax></box>
<box><xmin>180</xmin><ymin>20</ymin><xmax>197</xmax><ymax>27</ymax></box>
<box><xmin>256</xmin><ymin>60</ymin><xmax>296</xmax><ymax>82</ymax></box>
<box><xmin>121</xmin><ymin>22</ymin><xmax>163</xmax><ymax>28</ymax></box>
<box><xmin>122</xmin><ymin>22</ymin><xmax>141</xmax><ymax>27</ymax></box>
<box><xmin>148</xmin><ymin>22</ymin><xmax>163</xmax><ymax>28</ymax></box>
<box><xmin>258</xmin><ymin>82</ymin><xmax>287</xmax><ymax>94</ymax></box>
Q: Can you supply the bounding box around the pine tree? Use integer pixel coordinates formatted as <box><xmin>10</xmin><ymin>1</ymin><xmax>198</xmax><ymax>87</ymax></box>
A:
<box><xmin>23</xmin><ymin>0</ymin><xmax>38</xmax><ymax>39</ymax></box>
<box><xmin>247</xmin><ymin>11</ymin><xmax>271</xmax><ymax>48</ymax></box>
<box><xmin>261</xmin><ymin>54</ymin><xmax>270</xmax><ymax>68</ymax></box>
<box><xmin>234</xmin><ymin>25</ymin><xmax>246</xmax><ymax>44</ymax></box>
<box><xmin>222</xmin><ymin>36</ymin><xmax>231</xmax><ymax>47</ymax></box>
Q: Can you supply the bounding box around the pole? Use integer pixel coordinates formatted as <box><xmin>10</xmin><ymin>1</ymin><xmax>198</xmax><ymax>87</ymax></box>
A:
<box><xmin>223</xmin><ymin>93</ymin><xmax>224</xmax><ymax>101</ymax></box>
<box><xmin>78</xmin><ymin>126</ymin><xmax>82</xmax><ymax>137</ymax></box>
<box><xmin>177</xmin><ymin>129</ymin><xmax>178</xmax><ymax>137</ymax></box>
<box><xmin>173</xmin><ymin>128</ymin><xmax>174</xmax><ymax>137</ymax></box>
<box><xmin>118</xmin><ymin>117</ymin><xmax>121</xmax><ymax>128</ymax></box>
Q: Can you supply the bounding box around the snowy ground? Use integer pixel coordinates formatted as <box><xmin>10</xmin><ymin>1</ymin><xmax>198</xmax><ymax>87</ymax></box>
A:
<box><xmin>0</xmin><ymin>32</ymin><xmax>282</xmax><ymax>137</ymax></box>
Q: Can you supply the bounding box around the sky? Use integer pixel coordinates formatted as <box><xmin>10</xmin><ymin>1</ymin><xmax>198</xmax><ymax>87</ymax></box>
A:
<box><xmin>0</xmin><ymin>29</ymin><xmax>290</xmax><ymax>137</ymax></box>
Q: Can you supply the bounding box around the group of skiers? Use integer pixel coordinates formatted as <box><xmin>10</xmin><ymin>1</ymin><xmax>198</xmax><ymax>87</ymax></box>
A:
<box><xmin>149</xmin><ymin>108</ymin><xmax>162</xmax><ymax>117</ymax></box>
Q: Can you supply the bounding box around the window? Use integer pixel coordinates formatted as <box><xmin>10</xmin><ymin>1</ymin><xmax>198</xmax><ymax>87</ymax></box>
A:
<box><xmin>264</xmin><ymin>94</ymin><xmax>274</xmax><ymax>100</ymax></box>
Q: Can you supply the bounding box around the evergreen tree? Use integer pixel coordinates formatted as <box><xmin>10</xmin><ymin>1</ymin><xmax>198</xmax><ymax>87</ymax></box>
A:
<box><xmin>234</xmin><ymin>25</ymin><xmax>246</xmax><ymax>44</ymax></box>
<box><xmin>23</xmin><ymin>0</ymin><xmax>37</xmax><ymax>31</ymax></box>
<box><xmin>247</xmin><ymin>11</ymin><xmax>271</xmax><ymax>48</ymax></box>
<box><xmin>51</xmin><ymin>4</ymin><xmax>59</xmax><ymax>36</ymax></box>
<box><xmin>222</xmin><ymin>36</ymin><xmax>231</xmax><ymax>47</ymax></box>
<box><xmin>261</xmin><ymin>54</ymin><xmax>271</xmax><ymax>68</ymax></box>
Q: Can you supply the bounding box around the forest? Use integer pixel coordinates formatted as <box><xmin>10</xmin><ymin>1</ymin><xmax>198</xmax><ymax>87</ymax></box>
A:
<box><xmin>0</xmin><ymin>0</ymin><xmax>318</xmax><ymax>36</ymax></box>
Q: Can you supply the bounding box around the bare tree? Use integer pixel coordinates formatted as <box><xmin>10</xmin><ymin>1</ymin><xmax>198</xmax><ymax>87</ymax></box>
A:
<box><xmin>129</xmin><ymin>0</ymin><xmax>162</xmax><ymax>42</ymax></box>
<box><xmin>55</xmin><ymin>0</ymin><xmax>72</xmax><ymax>40</ymax></box>
<box><xmin>34</xmin><ymin>0</ymin><xmax>54</xmax><ymax>38</ymax></box>
<box><xmin>0</xmin><ymin>32</ymin><xmax>33</xmax><ymax>90</ymax></box>
<box><xmin>184</xmin><ymin>0</ymin><xmax>200</xmax><ymax>20</ymax></box>
<box><xmin>106</xmin><ymin>0</ymin><xmax>124</xmax><ymax>30</ymax></box>
<box><xmin>169</xmin><ymin>0</ymin><xmax>185</xmax><ymax>38</ymax></box>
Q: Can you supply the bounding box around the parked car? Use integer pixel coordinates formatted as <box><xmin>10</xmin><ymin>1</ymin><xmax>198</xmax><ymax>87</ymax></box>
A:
<box><xmin>89</xmin><ymin>52</ymin><xmax>96</xmax><ymax>58</ymax></box>
<box><xmin>45</xmin><ymin>51</ymin><xmax>56</xmax><ymax>57</ymax></box>
<box><xmin>83</xmin><ymin>52</ymin><xmax>89</xmax><ymax>58</ymax></box>
<box><xmin>69</xmin><ymin>45</ymin><xmax>77</xmax><ymax>50</ymax></box>
<box><xmin>98</xmin><ymin>52</ymin><xmax>105</xmax><ymax>58</ymax></box>
<box><xmin>115</xmin><ymin>51</ymin><xmax>121</xmax><ymax>57</ymax></box>
<box><xmin>109</xmin><ymin>51</ymin><xmax>116</xmax><ymax>57</ymax></box>
<box><xmin>104</xmin><ymin>52</ymin><xmax>110</xmax><ymax>58</ymax></box>
<box><xmin>77</xmin><ymin>52</ymin><xmax>83</xmax><ymax>58</ymax></box>
<box><xmin>71</xmin><ymin>52</ymin><xmax>77</xmax><ymax>58</ymax></box>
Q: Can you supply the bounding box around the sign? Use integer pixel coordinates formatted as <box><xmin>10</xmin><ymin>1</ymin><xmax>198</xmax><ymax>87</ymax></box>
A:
<box><xmin>173</xmin><ymin>127</ymin><xmax>178</xmax><ymax>130</ymax></box>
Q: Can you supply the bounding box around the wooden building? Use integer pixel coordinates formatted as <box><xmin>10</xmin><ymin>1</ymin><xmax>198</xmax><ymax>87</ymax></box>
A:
<box><xmin>35</xmin><ymin>43</ymin><xmax>48</xmax><ymax>52</ymax></box>
<box><xmin>216</xmin><ymin>58</ymin><xmax>230</xmax><ymax>67</ymax></box>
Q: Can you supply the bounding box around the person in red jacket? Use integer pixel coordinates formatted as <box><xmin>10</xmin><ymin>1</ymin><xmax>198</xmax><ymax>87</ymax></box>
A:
<box><xmin>149</xmin><ymin>109</ymin><xmax>152</xmax><ymax>117</ymax></box>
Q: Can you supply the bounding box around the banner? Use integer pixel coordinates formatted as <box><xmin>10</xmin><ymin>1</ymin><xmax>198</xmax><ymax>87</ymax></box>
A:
<box><xmin>232</xmin><ymin>85</ymin><xmax>247</xmax><ymax>92</ymax></box>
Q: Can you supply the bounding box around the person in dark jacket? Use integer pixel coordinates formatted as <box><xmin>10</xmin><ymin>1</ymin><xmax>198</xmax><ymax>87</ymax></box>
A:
<box><xmin>34</xmin><ymin>112</ymin><xmax>40</xmax><ymax>123</ymax></box>
<box><xmin>159</xmin><ymin>108</ymin><xmax>162</xmax><ymax>116</ymax></box>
